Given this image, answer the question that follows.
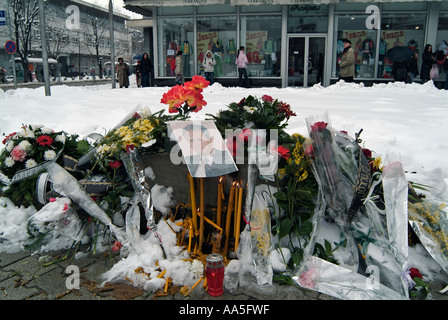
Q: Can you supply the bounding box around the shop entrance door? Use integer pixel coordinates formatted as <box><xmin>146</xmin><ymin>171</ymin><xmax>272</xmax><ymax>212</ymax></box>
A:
<box><xmin>287</xmin><ymin>36</ymin><xmax>326</xmax><ymax>87</ymax></box>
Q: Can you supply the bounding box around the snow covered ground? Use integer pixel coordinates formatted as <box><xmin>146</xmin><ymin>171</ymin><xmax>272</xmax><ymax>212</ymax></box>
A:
<box><xmin>1</xmin><ymin>78</ymin><xmax>448</xmax><ymax>297</ymax></box>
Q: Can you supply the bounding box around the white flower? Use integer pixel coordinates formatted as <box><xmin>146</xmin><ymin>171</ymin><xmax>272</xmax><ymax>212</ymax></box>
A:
<box><xmin>30</xmin><ymin>124</ymin><xmax>44</xmax><ymax>131</ymax></box>
<box><xmin>44</xmin><ymin>150</ymin><xmax>57</xmax><ymax>161</ymax></box>
<box><xmin>243</xmin><ymin>106</ymin><xmax>255</xmax><ymax>114</ymax></box>
<box><xmin>4</xmin><ymin>157</ymin><xmax>15</xmax><ymax>167</ymax></box>
<box><xmin>5</xmin><ymin>140</ymin><xmax>14</xmax><ymax>152</ymax></box>
<box><xmin>138</xmin><ymin>106</ymin><xmax>152</xmax><ymax>118</ymax></box>
<box><xmin>20</xmin><ymin>129</ymin><xmax>35</xmax><ymax>139</ymax></box>
<box><xmin>41</xmin><ymin>127</ymin><xmax>53</xmax><ymax>134</ymax></box>
<box><xmin>55</xmin><ymin>134</ymin><xmax>66</xmax><ymax>143</ymax></box>
<box><xmin>18</xmin><ymin>140</ymin><xmax>32</xmax><ymax>151</ymax></box>
<box><xmin>25</xmin><ymin>159</ymin><xmax>37</xmax><ymax>168</ymax></box>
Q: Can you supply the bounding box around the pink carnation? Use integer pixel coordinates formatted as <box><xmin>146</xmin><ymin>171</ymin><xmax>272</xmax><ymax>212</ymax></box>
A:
<box><xmin>10</xmin><ymin>146</ymin><xmax>27</xmax><ymax>162</ymax></box>
<box><xmin>298</xmin><ymin>269</ymin><xmax>316</xmax><ymax>289</ymax></box>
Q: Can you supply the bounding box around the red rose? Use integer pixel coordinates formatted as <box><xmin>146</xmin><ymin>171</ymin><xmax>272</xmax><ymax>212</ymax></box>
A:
<box><xmin>362</xmin><ymin>148</ymin><xmax>372</xmax><ymax>159</ymax></box>
<box><xmin>409</xmin><ymin>268</ymin><xmax>423</xmax><ymax>279</ymax></box>
<box><xmin>36</xmin><ymin>135</ymin><xmax>54</xmax><ymax>147</ymax></box>
<box><xmin>262</xmin><ymin>95</ymin><xmax>274</xmax><ymax>103</ymax></box>
<box><xmin>109</xmin><ymin>160</ymin><xmax>123</xmax><ymax>169</ymax></box>
<box><xmin>310</xmin><ymin>121</ymin><xmax>328</xmax><ymax>132</ymax></box>
<box><xmin>126</xmin><ymin>144</ymin><xmax>135</xmax><ymax>153</ymax></box>
<box><xmin>111</xmin><ymin>241</ymin><xmax>123</xmax><ymax>252</ymax></box>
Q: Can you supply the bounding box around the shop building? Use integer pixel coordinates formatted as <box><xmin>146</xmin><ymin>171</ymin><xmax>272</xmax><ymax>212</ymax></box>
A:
<box><xmin>123</xmin><ymin>0</ymin><xmax>448</xmax><ymax>88</ymax></box>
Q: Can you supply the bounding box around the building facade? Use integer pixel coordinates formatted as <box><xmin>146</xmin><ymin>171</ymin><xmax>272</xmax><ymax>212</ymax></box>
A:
<box><xmin>0</xmin><ymin>0</ymin><xmax>132</xmax><ymax>82</ymax></box>
<box><xmin>124</xmin><ymin>0</ymin><xmax>448</xmax><ymax>88</ymax></box>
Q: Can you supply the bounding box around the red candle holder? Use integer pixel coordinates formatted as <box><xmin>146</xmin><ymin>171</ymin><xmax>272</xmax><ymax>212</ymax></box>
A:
<box><xmin>205</xmin><ymin>253</ymin><xmax>224</xmax><ymax>297</ymax></box>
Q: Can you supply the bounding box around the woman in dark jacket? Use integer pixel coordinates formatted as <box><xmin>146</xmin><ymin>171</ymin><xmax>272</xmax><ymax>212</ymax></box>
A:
<box><xmin>406</xmin><ymin>52</ymin><xmax>419</xmax><ymax>83</ymax></box>
<box><xmin>420</xmin><ymin>44</ymin><xmax>435</xmax><ymax>83</ymax></box>
<box><xmin>140</xmin><ymin>53</ymin><xmax>153</xmax><ymax>87</ymax></box>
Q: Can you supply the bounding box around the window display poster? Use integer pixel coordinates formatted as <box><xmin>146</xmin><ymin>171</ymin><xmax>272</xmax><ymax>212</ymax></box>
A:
<box><xmin>341</xmin><ymin>30</ymin><xmax>376</xmax><ymax>65</ymax></box>
<box><xmin>381</xmin><ymin>30</ymin><xmax>407</xmax><ymax>64</ymax></box>
<box><xmin>246</xmin><ymin>31</ymin><xmax>268</xmax><ymax>64</ymax></box>
<box><xmin>197</xmin><ymin>32</ymin><xmax>219</xmax><ymax>64</ymax></box>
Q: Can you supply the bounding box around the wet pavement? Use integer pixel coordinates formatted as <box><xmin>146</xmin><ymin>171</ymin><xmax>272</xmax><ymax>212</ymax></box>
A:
<box><xmin>1</xmin><ymin>248</ymin><xmax>447</xmax><ymax>302</ymax></box>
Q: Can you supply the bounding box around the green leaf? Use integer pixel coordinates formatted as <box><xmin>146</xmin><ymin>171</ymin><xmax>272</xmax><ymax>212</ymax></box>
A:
<box><xmin>413</xmin><ymin>277</ymin><xmax>428</xmax><ymax>288</ymax></box>
<box><xmin>279</xmin><ymin>218</ymin><xmax>292</xmax><ymax>239</ymax></box>
<box><xmin>273</xmin><ymin>191</ymin><xmax>288</xmax><ymax>201</ymax></box>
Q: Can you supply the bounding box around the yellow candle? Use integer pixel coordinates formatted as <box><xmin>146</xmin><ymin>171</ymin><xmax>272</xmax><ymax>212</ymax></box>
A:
<box><xmin>197</xmin><ymin>210</ymin><xmax>223</xmax><ymax>233</ymax></box>
<box><xmin>191</xmin><ymin>276</ymin><xmax>204</xmax><ymax>291</ymax></box>
<box><xmin>188</xmin><ymin>221</ymin><xmax>193</xmax><ymax>253</ymax></box>
<box><xmin>235</xmin><ymin>186</ymin><xmax>243</xmax><ymax>250</ymax></box>
<box><xmin>157</xmin><ymin>269</ymin><xmax>166</xmax><ymax>278</ymax></box>
<box><xmin>234</xmin><ymin>183</ymin><xmax>239</xmax><ymax>239</ymax></box>
<box><xmin>188</xmin><ymin>173</ymin><xmax>198</xmax><ymax>232</ymax></box>
<box><xmin>199</xmin><ymin>178</ymin><xmax>205</xmax><ymax>252</ymax></box>
<box><xmin>223</xmin><ymin>182</ymin><xmax>236</xmax><ymax>257</ymax></box>
<box><xmin>217</xmin><ymin>177</ymin><xmax>223</xmax><ymax>227</ymax></box>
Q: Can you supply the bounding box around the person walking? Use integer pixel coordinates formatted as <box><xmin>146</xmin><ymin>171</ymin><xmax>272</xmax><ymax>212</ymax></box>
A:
<box><xmin>420</xmin><ymin>44</ymin><xmax>435</xmax><ymax>83</ymax></box>
<box><xmin>175</xmin><ymin>50</ymin><xmax>184</xmax><ymax>85</ymax></box>
<box><xmin>140</xmin><ymin>53</ymin><xmax>153</xmax><ymax>87</ymax></box>
<box><xmin>116</xmin><ymin>57</ymin><xmax>129</xmax><ymax>88</ymax></box>
<box><xmin>406</xmin><ymin>52</ymin><xmax>419</xmax><ymax>83</ymax></box>
<box><xmin>236</xmin><ymin>46</ymin><xmax>249</xmax><ymax>87</ymax></box>
<box><xmin>339</xmin><ymin>38</ymin><xmax>355</xmax><ymax>82</ymax></box>
<box><xmin>135</xmin><ymin>60</ymin><xmax>141</xmax><ymax>87</ymax></box>
<box><xmin>202</xmin><ymin>50</ymin><xmax>216</xmax><ymax>85</ymax></box>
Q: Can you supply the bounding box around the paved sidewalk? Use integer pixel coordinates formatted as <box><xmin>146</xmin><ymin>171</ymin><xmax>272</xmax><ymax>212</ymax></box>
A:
<box><xmin>0</xmin><ymin>249</ymin><xmax>335</xmax><ymax>301</ymax></box>
<box><xmin>1</xmin><ymin>249</ymin><xmax>447</xmax><ymax>301</ymax></box>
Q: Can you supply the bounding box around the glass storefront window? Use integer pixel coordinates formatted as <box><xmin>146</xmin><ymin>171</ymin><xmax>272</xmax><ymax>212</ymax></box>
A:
<box><xmin>197</xmin><ymin>16</ymin><xmax>237</xmax><ymax>77</ymax></box>
<box><xmin>436</xmin><ymin>13</ymin><xmax>448</xmax><ymax>82</ymax></box>
<box><xmin>380</xmin><ymin>13</ymin><xmax>426</xmax><ymax>79</ymax></box>
<box><xmin>333</xmin><ymin>14</ymin><xmax>378</xmax><ymax>79</ymax></box>
<box><xmin>239</xmin><ymin>15</ymin><xmax>282</xmax><ymax>77</ymax></box>
<box><xmin>157</xmin><ymin>18</ymin><xmax>195</xmax><ymax>77</ymax></box>
<box><xmin>288</xmin><ymin>4</ymin><xmax>328</xmax><ymax>33</ymax></box>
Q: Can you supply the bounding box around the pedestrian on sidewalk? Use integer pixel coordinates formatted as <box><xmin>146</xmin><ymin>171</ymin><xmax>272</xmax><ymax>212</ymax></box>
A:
<box><xmin>236</xmin><ymin>46</ymin><xmax>249</xmax><ymax>88</ymax></box>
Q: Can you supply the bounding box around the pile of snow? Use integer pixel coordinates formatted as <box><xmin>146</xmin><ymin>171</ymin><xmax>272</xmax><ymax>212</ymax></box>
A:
<box><xmin>1</xmin><ymin>79</ymin><xmax>448</xmax><ymax>293</ymax></box>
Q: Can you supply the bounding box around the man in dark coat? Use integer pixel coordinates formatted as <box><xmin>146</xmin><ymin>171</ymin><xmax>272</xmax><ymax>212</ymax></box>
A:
<box><xmin>140</xmin><ymin>53</ymin><xmax>153</xmax><ymax>87</ymax></box>
<box><xmin>420</xmin><ymin>44</ymin><xmax>435</xmax><ymax>83</ymax></box>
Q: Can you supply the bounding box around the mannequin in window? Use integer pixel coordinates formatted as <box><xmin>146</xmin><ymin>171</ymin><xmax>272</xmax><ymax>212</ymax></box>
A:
<box><xmin>167</xmin><ymin>41</ymin><xmax>177</xmax><ymax>76</ymax></box>
<box><xmin>181</xmin><ymin>40</ymin><xmax>192</xmax><ymax>77</ymax></box>
<box><xmin>264</xmin><ymin>37</ymin><xmax>277</xmax><ymax>72</ymax></box>
<box><xmin>212</xmin><ymin>40</ymin><xmax>224</xmax><ymax>76</ymax></box>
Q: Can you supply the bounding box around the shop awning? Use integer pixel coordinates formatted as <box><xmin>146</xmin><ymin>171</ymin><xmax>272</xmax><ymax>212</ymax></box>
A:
<box><xmin>124</xmin><ymin>0</ymin><xmax>226</xmax><ymax>7</ymax></box>
<box><xmin>230</xmin><ymin>0</ymin><xmax>338</xmax><ymax>4</ymax></box>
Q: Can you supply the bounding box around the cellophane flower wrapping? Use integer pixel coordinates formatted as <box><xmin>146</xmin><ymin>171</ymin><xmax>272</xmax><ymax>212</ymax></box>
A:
<box><xmin>304</xmin><ymin>113</ymin><xmax>360</xmax><ymax>271</ymax></box>
<box><xmin>294</xmin><ymin>113</ymin><xmax>409</xmax><ymax>299</ymax></box>
<box><xmin>250</xmin><ymin>193</ymin><xmax>273</xmax><ymax>285</ymax></box>
<box><xmin>408</xmin><ymin>200</ymin><xmax>448</xmax><ymax>274</ymax></box>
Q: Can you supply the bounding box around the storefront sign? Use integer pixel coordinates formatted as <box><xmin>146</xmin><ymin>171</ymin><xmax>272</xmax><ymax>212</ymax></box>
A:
<box><xmin>125</xmin><ymin>0</ymin><xmax>225</xmax><ymax>6</ymax></box>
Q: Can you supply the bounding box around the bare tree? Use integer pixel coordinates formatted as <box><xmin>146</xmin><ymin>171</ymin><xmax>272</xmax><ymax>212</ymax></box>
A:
<box><xmin>10</xmin><ymin>0</ymin><xmax>41</xmax><ymax>82</ymax></box>
<box><xmin>90</xmin><ymin>16</ymin><xmax>107</xmax><ymax>78</ymax></box>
